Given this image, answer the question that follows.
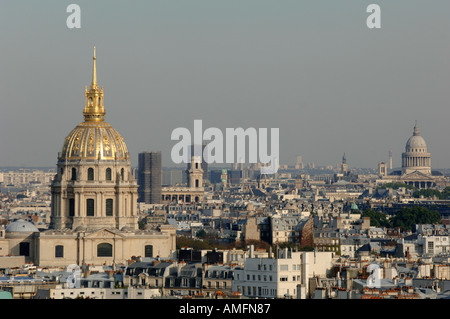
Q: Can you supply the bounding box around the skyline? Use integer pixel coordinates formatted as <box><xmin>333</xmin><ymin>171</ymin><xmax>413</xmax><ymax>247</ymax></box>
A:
<box><xmin>1</xmin><ymin>1</ymin><xmax>449</xmax><ymax>169</ymax></box>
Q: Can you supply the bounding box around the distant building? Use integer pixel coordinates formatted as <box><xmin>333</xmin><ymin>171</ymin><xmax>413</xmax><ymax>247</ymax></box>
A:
<box><xmin>378</xmin><ymin>162</ymin><xmax>387</xmax><ymax>177</ymax></box>
<box><xmin>187</xmin><ymin>145</ymin><xmax>208</xmax><ymax>184</ymax></box>
<box><xmin>341</xmin><ymin>153</ymin><xmax>348</xmax><ymax>175</ymax></box>
<box><xmin>384</xmin><ymin>123</ymin><xmax>444</xmax><ymax>188</ymax></box>
<box><xmin>161</xmin><ymin>154</ymin><xmax>205</xmax><ymax>203</ymax></box>
<box><xmin>138</xmin><ymin>152</ymin><xmax>162</xmax><ymax>204</ymax></box>
<box><xmin>227</xmin><ymin>170</ymin><xmax>242</xmax><ymax>185</ymax></box>
<box><xmin>162</xmin><ymin>169</ymin><xmax>183</xmax><ymax>186</ymax></box>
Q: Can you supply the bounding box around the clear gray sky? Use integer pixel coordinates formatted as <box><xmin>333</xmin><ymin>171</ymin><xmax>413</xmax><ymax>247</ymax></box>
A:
<box><xmin>0</xmin><ymin>0</ymin><xmax>449</xmax><ymax>169</ymax></box>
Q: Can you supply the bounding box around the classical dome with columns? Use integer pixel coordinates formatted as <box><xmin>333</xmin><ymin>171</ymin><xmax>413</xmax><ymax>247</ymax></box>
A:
<box><xmin>401</xmin><ymin>122</ymin><xmax>431</xmax><ymax>176</ymax></box>
<box><xmin>383</xmin><ymin>122</ymin><xmax>443</xmax><ymax>189</ymax></box>
<box><xmin>50</xmin><ymin>47</ymin><xmax>138</xmax><ymax>232</ymax></box>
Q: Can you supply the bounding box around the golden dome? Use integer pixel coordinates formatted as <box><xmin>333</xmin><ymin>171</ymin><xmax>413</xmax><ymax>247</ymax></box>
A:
<box><xmin>60</xmin><ymin>121</ymin><xmax>129</xmax><ymax>161</ymax></box>
<box><xmin>59</xmin><ymin>47</ymin><xmax>129</xmax><ymax>161</ymax></box>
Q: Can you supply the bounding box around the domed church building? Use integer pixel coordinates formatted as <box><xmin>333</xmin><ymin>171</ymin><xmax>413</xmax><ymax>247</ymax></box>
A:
<box><xmin>384</xmin><ymin>122</ymin><xmax>444</xmax><ymax>188</ymax></box>
<box><xmin>5</xmin><ymin>49</ymin><xmax>176</xmax><ymax>267</ymax></box>
<box><xmin>401</xmin><ymin>122</ymin><xmax>431</xmax><ymax>176</ymax></box>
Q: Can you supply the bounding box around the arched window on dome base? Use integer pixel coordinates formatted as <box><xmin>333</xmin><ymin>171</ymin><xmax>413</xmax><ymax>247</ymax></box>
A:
<box><xmin>106</xmin><ymin>168</ymin><xmax>112</xmax><ymax>181</ymax></box>
<box><xmin>88</xmin><ymin>168</ymin><xmax>94</xmax><ymax>181</ymax></box>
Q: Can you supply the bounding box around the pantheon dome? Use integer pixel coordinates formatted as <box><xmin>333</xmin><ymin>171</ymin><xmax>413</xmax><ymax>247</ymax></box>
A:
<box><xmin>405</xmin><ymin>124</ymin><xmax>427</xmax><ymax>151</ymax></box>
<box><xmin>401</xmin><ymin>122</ymin><xmax>431</xmax><ymax>176</ymax></box>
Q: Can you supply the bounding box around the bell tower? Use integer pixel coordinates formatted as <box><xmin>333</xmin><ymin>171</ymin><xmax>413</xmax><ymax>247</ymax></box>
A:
<box><xmin>187</xmin><ymin>155</ymin><xmax>204</xmax><ymax>189</ymax></box>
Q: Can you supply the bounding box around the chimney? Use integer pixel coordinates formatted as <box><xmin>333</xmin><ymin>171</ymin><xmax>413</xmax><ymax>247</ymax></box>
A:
<box><xmin>249</xmin><ymin>245</ymin><xmax>255</xmax><ymax>258</ymax></box>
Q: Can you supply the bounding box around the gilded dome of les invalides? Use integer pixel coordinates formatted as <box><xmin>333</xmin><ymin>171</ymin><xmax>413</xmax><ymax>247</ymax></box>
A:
<box><xmin>59</xmin><ymin>47</ymin><xmax>129</xmax><ymax>162</ymax></box>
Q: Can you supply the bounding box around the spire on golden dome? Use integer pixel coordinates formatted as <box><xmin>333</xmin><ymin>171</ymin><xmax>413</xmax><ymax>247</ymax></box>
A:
<box><xmin>83</xmin><ymin>46</ymin><xmax>105</xmax><ymax>122</ymax></box>
<box><xmin>92</xmin><ymin>46</ymin><xmax>97</xmax><ymax>89</ymax></box>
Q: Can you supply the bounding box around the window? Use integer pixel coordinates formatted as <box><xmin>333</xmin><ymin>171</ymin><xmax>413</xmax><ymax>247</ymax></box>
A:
<box><xmin>19</xmin><ymin>242</ymin><xmax>30</xmax><ymax>256</ymax></box>
<box><xmin>68</xmin><ymin>198</ymin><xmax>75</xmax><ymax>217</ymax></box>
<box><xmin>144</xmin><ymin>245</ymin><xmax>153</xmax><ymax>258</ymax></box>
<box><xmin>88</xmin><ymin>168</ymin><xmax>94</xmax><ymax>181</ymax></box>
<box><xmin>97</xmin><ymin>243</ymin><xmax>113</xmax><ymax>257</ymax></box>
<box><xmin>86</xmin><ymin>199</ymin><xmax>95</xmax><ymax>216</ymax></box>
<box><xmin>106</xmin><ymin>168</ymin><xmax>112</xmax><ymax>181</ymax></box>
<box><xmin>71</xmin><ymin>168</ymin><xmax>77</xmax><ymax>181</ymax></box>
<box><xmin>121</xmin><ymin>168</ymin><xmax>124</xmax><ymax>181</ymax></box>
<box><xmin>106</xmin><ymin>199</ymin><xmax>113</xmax><ymax>216</ymax></box>
<box><xmin>55</xmin><ymin>245</ymin><xmax>64</xmax><ymax>258</ymax></box>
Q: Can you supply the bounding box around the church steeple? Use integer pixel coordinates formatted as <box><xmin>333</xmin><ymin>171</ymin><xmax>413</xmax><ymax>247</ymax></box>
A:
<box><xmin>83</xmin><ymin>46</ymin><xmax>105</xmax><ymax>122</ymax></box>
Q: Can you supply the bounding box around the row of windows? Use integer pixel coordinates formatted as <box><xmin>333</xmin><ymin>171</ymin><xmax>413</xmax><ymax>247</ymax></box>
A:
<box><xmin>69</xmin><ymin>167</ymin><xmax>125</xmax><ymax>181</ymax></box>
<box><xmin>18</xmin><ymin>242</ymin><xmax>154</xmax><ymax>259</ymax></box>
<box><xmin>237</xmin><ymin>286</ymin><xmax>277</xmax><ymax>297</ymax></box>
<box><xmin>246</xmin><ymin>274</ymin><xmax>273</xmax><ymax>281</ymax></box>
<box><xmin>205</xmin><ymin>281</ymin><xmax>228</xmax><ymax>289</ymax></box>
<box><xmin>241</xmin><ymin>274</ymin><xmax>301</xmax><ymax>282</ymax></box>
<box><xmin>68</xmin><ymin>198</ymin><xmax>114</xmax><ymax>217</ymax></box>
<box><xmin>254</xmin><ymin>264</ymin><xmax>301</xmax><ymax>271</ymax></box>
<box><xmin>53</xmin><ymin>244</ymin><xmax>154</xmax><ymax>258</ymax></box>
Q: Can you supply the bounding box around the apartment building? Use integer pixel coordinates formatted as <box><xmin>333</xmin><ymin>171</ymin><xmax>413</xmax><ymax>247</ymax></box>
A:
<box><xmin>232</xmin><ymin>246</ymin><xmax>334</xmax><ymax>299</ymax></box>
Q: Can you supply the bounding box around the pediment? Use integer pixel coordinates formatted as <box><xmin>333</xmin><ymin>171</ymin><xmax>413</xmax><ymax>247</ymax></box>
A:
<box><xmin>400</xmin><ymin>171</ymin><xmax>434</xmax><ymax>180</ymax></box>
<box><xmin>84</xmin><ymin>227</ymin><xmax>125</xmax><ymax>239</ymax></box>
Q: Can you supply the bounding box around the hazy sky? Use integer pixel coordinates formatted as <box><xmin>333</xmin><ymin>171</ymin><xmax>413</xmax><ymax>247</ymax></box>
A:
<box><xmin>0</xmin><ymin>0</ymin><xmax>449</xmax><ymax>169</ymax></box>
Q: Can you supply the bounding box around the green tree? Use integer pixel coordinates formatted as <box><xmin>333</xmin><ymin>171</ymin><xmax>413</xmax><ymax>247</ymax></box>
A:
<box><xmin>411</xmin><ymin>187</ymin><xmax>450</xmax><ymax>200</ymax></box>
<box><xmin>176</xmin><ymin>236</ymin><xmax>213</xmax><ymax>250</ymax></box>
<box><xmin>361</xmin><ymin>208</ymin><xmax>391</xmax><ymax>228</ymax></box>
<box><xmin>391</xmin><ymin>206</ymin><xmax>441</xmax><ymax>231</ymax></box>
<box><xmin>196</xmin><ymin>229</ymin><xmax>207</xmax><ymax>239</ymax></box>
<box><xmin>413</xmin><ymin>189</ymin><xmax>443</xmax><ymax>199</ymax></box>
